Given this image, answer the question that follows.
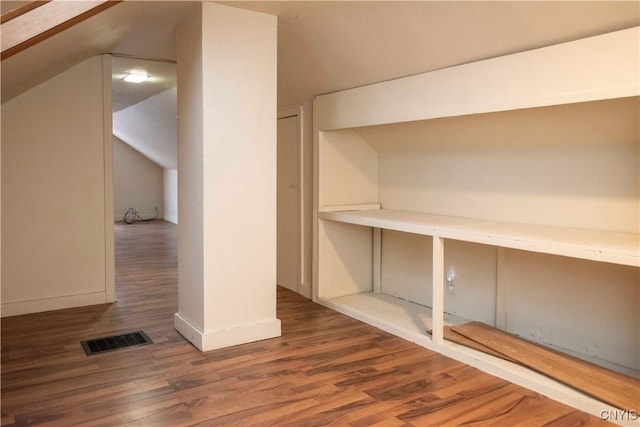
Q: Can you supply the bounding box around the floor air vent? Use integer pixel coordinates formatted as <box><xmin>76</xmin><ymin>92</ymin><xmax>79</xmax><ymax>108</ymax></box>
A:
<box><xmin>81</xmin><ymin>331</ymin><xmax>153</xmax><ymax>356</ymax></box>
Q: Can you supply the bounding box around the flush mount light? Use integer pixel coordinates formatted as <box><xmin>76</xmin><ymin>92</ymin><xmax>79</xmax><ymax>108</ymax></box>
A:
<box><xmin>123</xmin><ymin>72</ymin><xmax>149</xmax><ymax>83</ymax></box>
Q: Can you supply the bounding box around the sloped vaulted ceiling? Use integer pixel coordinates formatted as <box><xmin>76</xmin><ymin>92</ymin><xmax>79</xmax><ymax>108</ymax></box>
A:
<box><xmin>2</xmin><ymin>1</ymin><xmax>639</xmax><ymax>107</ymax></box>
<box><xmin>111</xmin><ymin>55</ymin><xmax>177</xmax><ymax>168</ymax></box>
<box><xmin>4</xmin><ymin>1</ymin><xmax>636</xmax><ymax>172</ymax></box>
<box><xmin>223</xmin><ymin>1</ymin><xmax>640</xmax><ymax>106</ymax></box>
<box><xmin>1</xmin><ymin>1</ymin><xmax>189</xmax><ymax>104</ymax></box>
<box><xmin>113</xmin><ymin>87</ymin><xmax>177</xmax><ymax>170</ymax></box>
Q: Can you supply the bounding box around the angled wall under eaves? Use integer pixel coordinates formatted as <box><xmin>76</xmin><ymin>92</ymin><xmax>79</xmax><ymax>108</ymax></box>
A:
<box><xmin>113</xmin><ymin>87</ymin><xmax>177</xmax><ymax>170</ymax></box>
<box><xmin>112</xmin><ymin>135</ymin><xmax>164</xmax><ymax>222</ymax></box>
<box><xmin>2</xmin><ymin>55</ymin><xmax>112</xmax><ymax>316</ymax></box>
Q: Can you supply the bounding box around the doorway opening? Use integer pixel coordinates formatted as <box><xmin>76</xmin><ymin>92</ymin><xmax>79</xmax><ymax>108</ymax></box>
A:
<box><xmin>277</xmin><ymin>108</ymin><xmax>302</xmax><ymax>295</ymax></box>
<box><xmin>110</xmin><ymin>55</ymin><xmax>178</xmax><ymax>301</ymax></box>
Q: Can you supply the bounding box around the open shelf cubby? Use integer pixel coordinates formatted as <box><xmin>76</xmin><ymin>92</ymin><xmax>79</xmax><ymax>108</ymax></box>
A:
<box><xmin>313</xmin><ymin>27</ymin><xmax>639</xmax><ymax>421</ymax></box>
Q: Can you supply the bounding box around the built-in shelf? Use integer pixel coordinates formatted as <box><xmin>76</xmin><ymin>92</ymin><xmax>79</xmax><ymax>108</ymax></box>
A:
<box><xmin>320</xmin><ymin>209</ymin><xmax>639</xmax><ymax>267</ymax></box>
<box><xmin>314</xmin><ymin>27</ymin><xmax>640</xmax><ymax>421</ymax></box>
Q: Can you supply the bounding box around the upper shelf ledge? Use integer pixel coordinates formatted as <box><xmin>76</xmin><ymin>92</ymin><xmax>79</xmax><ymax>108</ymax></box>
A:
<box><xmin>319</xmin><ymin>209</ymin><xmax>639</xmax><ymax>268</ymax></box>
<box><xmin>315</xmin><ymin>27</ymin><xmax>639</xmax><ymax>131</ymax></box>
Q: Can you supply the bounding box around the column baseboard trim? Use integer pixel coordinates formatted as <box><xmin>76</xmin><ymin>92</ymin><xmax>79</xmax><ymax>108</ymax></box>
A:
<box><xmin>174</xmin><ymin>313</ymin><xmax>281</xmax><ymax>352</ymax></box>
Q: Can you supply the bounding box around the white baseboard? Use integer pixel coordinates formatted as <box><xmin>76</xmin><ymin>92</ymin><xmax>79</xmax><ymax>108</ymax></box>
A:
<box><xmin>174</xmin><ymin>312</ymin><xmax>281</xmax><ymax>351</ymax></box>
<box><xmin>163</xmin><ymin>212</ymin><xmax>178</xmax><ymax>224</ymax></box>
<box><xmin>299</xmin><ymin>283</ymin><xmax>312</xmax><ymax>299</ymax></box>
<box><xmin>1</xmin><ymin>291</ymin><xmax>108</xmax><ymax>317</ymax></box>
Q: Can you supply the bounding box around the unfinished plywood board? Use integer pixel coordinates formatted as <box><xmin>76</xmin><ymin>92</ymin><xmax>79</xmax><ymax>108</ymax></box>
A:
<box><xmin>452</xmin><ymin>322</ymin><xmax>640</xmax><ymax>412</ymax></box>
<box><xmin>441</xmin><ymin>326</ymin><xmax>518</xmax><ymax>363</ymax></box>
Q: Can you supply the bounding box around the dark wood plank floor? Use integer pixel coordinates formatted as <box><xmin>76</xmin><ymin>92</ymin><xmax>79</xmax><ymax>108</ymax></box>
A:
<box><xmin>1</xmin><ymin>220</ymin><xmax>612</xmax><ymax>426</ymax></box>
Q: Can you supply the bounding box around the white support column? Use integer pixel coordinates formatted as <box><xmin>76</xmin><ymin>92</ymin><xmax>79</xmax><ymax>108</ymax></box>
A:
<box><xmin>174</xmin><ymin>2</ymin><xmax>281</xmax><ymax>351</ymax></box>
<box><xmin>496</xmin><ymin>247</ymin><xmax>509</xmax><ymax>330</ymax></box>
<box><xmin>373</xmin><ymin>228</ymin><xmax>382</xmax><ymax>293</ymax></box>
<box><xmin>432</xmin><ymin>236</ymin><xmax>445</xmax><ymax>345</ymax></box>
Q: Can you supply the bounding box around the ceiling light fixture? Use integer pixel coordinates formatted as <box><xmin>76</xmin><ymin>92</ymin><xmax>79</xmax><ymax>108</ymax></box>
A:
<box><xmin>123</xmin><ymin>72</ymin><xmax>149</xmax><ymax>83</ymax></box>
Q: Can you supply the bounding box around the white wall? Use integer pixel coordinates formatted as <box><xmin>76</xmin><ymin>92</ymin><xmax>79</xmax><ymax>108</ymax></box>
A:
<box><xmin>277</xmin><ymin>102</ymin><xmax>313</xmax><ymax>299</ymax></box>
<box><xmin>200</xmin><ymin>1</ymin><xmax>278</xmax><ymax>336</ymax></box>
<box><xmin>174</xmin><ymin>3</ymin><xmax>280</xmax><ymax>351</ymax></box>
<box><xmin>1</xmin><ymin>56</ymin><xmax>112</xmax><ymax>316</ymax></box>
<box><xmin>503</xmin><ymin>249</ymin><xmax>639</xmax><ymax>373</ymax></box>
<box><xmin>113</xmin><ymin>136</ymin><xmax>163</xmax><ymax>221</ymax></box>
<box><xmin>112</xmin><ymin>87</ymin><xmax>177</xmax><ymax>170</ymax></box>
<box><xmin>360</xmin><ymin>97</ymin><xmax>638</xmax><ymax>233</ymax></box>
<box><xmin>176</xmin><ymin>2</ymin><xmax>204</xmax><ymax>332</ymax></box>
<box><xmin>301</xmin><ymin>101</ymin><xmax>313</xmax><ymax>296</ymax></box>
<box><xmin>314</xmin><ymin>27</ymin><xmax>639</xmax><ymax>131</ymax></box>
<box><xmin>163</xmin><ymin>169</ymin><xmax>178</xmax><ymax>224</ymax></box>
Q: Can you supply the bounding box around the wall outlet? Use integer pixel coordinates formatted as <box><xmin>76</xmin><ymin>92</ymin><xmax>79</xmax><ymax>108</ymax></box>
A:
<box><xmin>446</xmin><ymin>269</ymin><xmax>456</xmax><ymax>294</ymax></box>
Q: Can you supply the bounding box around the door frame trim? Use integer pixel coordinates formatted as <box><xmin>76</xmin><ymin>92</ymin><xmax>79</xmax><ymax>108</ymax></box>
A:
<box><xmin>277</xmin><ymin>105</ymin><xmax>304</xmax><ymax>294</ymax></box>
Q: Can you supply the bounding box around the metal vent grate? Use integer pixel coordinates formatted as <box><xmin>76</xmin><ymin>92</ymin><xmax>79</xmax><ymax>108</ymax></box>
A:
<box><xmin>81</xmin><ymin>331</ymin><xmax>153</xmax><ymax>356</ymax></box>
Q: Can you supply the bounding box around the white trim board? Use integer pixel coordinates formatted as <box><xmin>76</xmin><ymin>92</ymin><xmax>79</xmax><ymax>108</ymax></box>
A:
<box><xmin>1</xmin><ymin>292</ymin><xmax>109</xmax><ymax>317</ymax></box>
<box><xmin>174</xmin><ymin>313</ymin><xmax>281</xmax><ymax>352</ymax></box>
<box><xmin>319</xmin><ymin>209</ymin><xmax>639</xmax><ymax>267</ymax></box>
<box><xmin>315</xmin><ymin>27</ymin><xmax>639</xmax><ymax>131</ymax></box>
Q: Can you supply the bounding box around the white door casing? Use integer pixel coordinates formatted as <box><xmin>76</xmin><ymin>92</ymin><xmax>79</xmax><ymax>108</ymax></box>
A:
<box><xmin>277</xmin><ymin>113</ymin><xmax>300</xmax><ymax>293</ymax></box>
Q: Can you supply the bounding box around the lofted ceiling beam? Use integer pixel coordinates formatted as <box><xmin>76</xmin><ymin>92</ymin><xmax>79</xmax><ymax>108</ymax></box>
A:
<box><xmin>1</xmin><ymin>1</ymin><xmax>50</xmax><ymax>25</ymax></box>
<box><xmin>1</xmin><ymin>0</ymin><xmax>122</xmax><ymax>61</ymax></box>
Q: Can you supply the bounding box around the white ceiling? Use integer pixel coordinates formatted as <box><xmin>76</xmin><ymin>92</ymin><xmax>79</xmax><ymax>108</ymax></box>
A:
<box><xmin>111</xmin><ymin>55</ymin><xmax>176</xmax><ymax>112</ymax></box>
<box><xmin>2</xmin><ymin>1</ymin><xmax>638</xmax><ymax>169</ymax></box>
<box><xmin>1</xmin><ymin>1</ymin><xmax>188</xmax><ymax>103</ymax></box>
<box><xmin>227</xmin><ymin>1</ymin><xmax>640</xmax><ymax>106</ymax></box>
<box><xmin>2</xmin><ymin>1</ymin><xmax>639</xmax><ymax>106</ymax></box>
<box><xmin>0</xmin><ymin>1</ymin><xmax>29</xmax><ymax>15</ymax></box>
<box><xmin>113</xmin><ymin>87</ymin><xmax>177</xmax><ymax>169</ymax></box>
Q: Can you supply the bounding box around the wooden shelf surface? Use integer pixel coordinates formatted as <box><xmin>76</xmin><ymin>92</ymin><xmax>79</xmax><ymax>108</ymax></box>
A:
<box><xmin>452</xmin><ymin>322</ymin><xmax>640</xmax><ymax>412</ymax></box>
<box><xmin>317</xmin><ymin>292</ymin><xmax>467</xmax><ymax>346</ymax></box>
<box><xmin>319</xmin><ymin>209</ymin><xmax>639</xmax><ymax>267</ymax></box>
